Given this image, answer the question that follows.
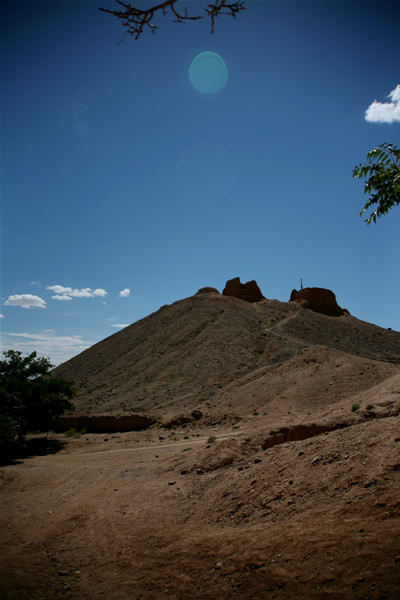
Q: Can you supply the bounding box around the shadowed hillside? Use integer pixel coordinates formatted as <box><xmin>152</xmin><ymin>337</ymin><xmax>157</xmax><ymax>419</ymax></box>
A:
<box><xmin>53</xmin><ymin>291</ymin><xmax>400</xmax><ymax>417</ymax></box>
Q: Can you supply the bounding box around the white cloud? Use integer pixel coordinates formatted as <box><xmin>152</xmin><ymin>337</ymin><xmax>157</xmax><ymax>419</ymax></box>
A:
<box><xmin>119</xmin><ymin>288</ymin><xmax>131</xmax><ymax>298</ymax></box>
<box><xmin>6</xmin><ymin>332</ymin><xmax>82</xmax><ymax>342</ymax></box>
<box><xmin>68</xmin><ymin>288</ymin><xmax>94</xmax><ymax>298</ymax></box>
<box><xmin>4</xmin><ymin>294</ymin><xmax>46</xmax><ymax>309</ymax></box>
<box><xmin>0</xmin><ymin>314</ymin><xmax>4</xmax><ymax>318</ymax></box>
<box><xmin>2</xmin><ymin>331</ymin><xmax>93</xmax><ymax>366</ymax></box>
<box><xmin>47</xmin><ymin>285</ymin><xmax>73</xmax><ymax>295</ymax></box>
<box><xmin>392</xmin><ymin>86</ymin><xmax>400</xmax><ymax>102</ymax></box>
<box><xmin>47</xmin><ymin>285</ymin><xmax>108</xmax><ymax>300</ymax></box>
<box><xmin>111</xmin><ymin>323</ymin><xmax>130</xmax><ymax>329</ymax></box>
<box><xmin>365</xmin><ymin>84</ymin><xmax>400</xmax><ymax>124</ymax></box>
<box><xmin>51</xmin><ymin>294</ymin><xmax>72</xmax><ymax>301</ymax></box>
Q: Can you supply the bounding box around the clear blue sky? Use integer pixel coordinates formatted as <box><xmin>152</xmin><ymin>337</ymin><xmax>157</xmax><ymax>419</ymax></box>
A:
<box><xmin>1</xmin><ymin>0</ymin><xmax>399</xmax><ymax>365</ymax></box>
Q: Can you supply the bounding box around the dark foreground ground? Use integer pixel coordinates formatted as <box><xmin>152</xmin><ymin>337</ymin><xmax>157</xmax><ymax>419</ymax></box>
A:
<box><xmin>1</xmin><ymin>413</ymin><xmax>400</xmax><ymax>600</ymax></box>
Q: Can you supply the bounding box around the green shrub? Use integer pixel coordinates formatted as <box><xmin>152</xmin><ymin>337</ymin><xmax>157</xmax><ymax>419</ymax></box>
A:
<box><xmin>0</xmin><ymin>350</ymin><xmax>75</xmax><ymax>459</ymax></box>
<box><xmin>351</xmin><ymin>402</ymin><xmax>360</xmax><ymax>412</ymax></box>
<box><xmin>207</xmin><ymin>435</ymin><xmax>216</xmax><ymax>443</ymax></box>
<box><xmin>0</xmin><ymin>412</ymin><xmax>20</xmax><ymax>458</ymax></box>
<box><xmin>65</xmin><ymin>427</ymin><xmax>86</xmax><ymax>438</ymax></box>
<box><xmin>65</xmin><ymin>427</ymin><xmax>78</xmax><ymax>437</ymax></box>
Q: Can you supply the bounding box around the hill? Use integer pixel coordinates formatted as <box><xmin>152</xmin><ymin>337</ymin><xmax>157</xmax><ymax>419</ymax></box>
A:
<box><xmin>53</xmin><ymin>290</ymin><xmax>400</xmax><ymax>421</ymax></box>
<box><xmin>2</xmin><ymin>286</ymin><xmax>400</xmax><ymax>599</ymax></box>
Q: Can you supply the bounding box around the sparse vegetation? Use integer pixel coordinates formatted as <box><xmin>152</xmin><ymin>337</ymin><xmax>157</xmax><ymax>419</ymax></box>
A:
<box><xmin>65</xmin><ymin>428</ymin><xmax>77</xmax><ymax>437</ymax></box>
<box><xmin>351</xmin><ymin>402</ymin><xmax>361</xmax><ymax>412</ymax></box>
<box><xmin>207</xmin><ymin>435</ymin><xmax>217</xmax><ymax>443</ymax></box>
<box><xmin>65</xmin><ymin>427</ymin><xmax>87</xmax><ymax>438</ymax></box>
<box><xmin>366</xmin><ymin>404</ymin><xmax>375</xmax><ymax>411</ymax></box>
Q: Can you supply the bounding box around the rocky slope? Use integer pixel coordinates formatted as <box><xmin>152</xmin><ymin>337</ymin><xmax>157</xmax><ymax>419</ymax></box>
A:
<box><xmin>53</xmin><ymin>290</ymin><xmax>400</xmax><ymax>419</ymax></box>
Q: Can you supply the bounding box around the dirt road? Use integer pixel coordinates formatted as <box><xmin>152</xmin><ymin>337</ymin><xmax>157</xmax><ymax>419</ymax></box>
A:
<box><xmin>1</xmin><ymin>418</ymin><xmax>400</xmax><ymax>599</ymax></box>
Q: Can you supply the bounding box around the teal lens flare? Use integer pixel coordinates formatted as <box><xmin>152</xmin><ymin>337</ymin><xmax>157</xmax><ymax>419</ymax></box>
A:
<box><xmin>189</xmin><ymin>51</ymin><xmax>228</xmax><ymax>94</ymax></box>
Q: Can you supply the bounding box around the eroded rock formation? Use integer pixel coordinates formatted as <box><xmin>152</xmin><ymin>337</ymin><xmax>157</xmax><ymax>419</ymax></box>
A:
<box><xmin>289</xmin><ymin>287</ymin><xmax>347</xmax><ymax>317</ymax></box>
<box><xmin>222</xmin><ymin>277</ymin><xmax>264</xmax><ymax>303</ymax></box>
<box><xmin>261</xmin><ymin>423</ymin><xmax>343</xmax><ymax>450</ymax></box>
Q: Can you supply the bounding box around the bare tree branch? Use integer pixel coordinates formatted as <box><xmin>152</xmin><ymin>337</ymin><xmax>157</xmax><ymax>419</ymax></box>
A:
<box><xmin>205</xmin><ymin>1</ymin><xmax>246</xmax><ymax>34</ymax></box>
<box><xmin>99</xmin><ymin>0</ymin><xmax>246</xmax><ymax>40</ymax></box>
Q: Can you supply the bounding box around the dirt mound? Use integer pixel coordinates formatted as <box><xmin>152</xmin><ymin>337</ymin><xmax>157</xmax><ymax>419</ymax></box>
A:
<box><xmin>212</xmin><ymin>345</ymin><xmax>399</xmax><ymax>419</ymax></box>
<box><xmin>193</xmin><ymin>438</ymin><xmax>244</xmax><ymax>473</ymax></box>
<box><xmin>52</xmin><ymin>293</ymin><xmax>400</xmax><ymax>417</ymax></box>
<box><xmin>346</xmin><ymin>372</ymin><xmax>400</xmax><ymax>419</ymax></box>
<box><xmin>188</xmin><ymin>417</ymin><xmax>400</xmax><ymax>540</ymax></box>
<box><xmin>195</xmin><ymin>286</ymin><xmax>220</xmax><ymax>295</ymax></box>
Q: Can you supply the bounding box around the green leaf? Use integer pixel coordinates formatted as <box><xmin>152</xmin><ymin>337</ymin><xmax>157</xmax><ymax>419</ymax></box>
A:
<box><xmin>354</xmin><ymin>143</ymin><xmax>400</xmax><ymax>224</ymax></box>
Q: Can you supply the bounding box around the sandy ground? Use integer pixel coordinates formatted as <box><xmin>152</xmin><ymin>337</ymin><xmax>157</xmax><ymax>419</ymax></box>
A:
<box><xmin>1</xmin><ymin>413</ymin><xmax>399</xmax><ymax>600</ymax></box>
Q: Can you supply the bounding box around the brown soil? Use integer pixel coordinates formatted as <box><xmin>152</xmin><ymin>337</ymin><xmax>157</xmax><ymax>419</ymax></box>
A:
<box><xmin>51</xmin><ymin>294</ymin><xmax>400</xmax><ymax>418</ymax></box>
<box><xmin>1</xmin><ymin>292</ymin><xmax>400</xmax><ymax>599</ymax></box>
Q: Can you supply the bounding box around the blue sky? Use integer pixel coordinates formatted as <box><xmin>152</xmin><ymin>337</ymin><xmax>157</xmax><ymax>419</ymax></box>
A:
<box><xmin>1</xmin><ymin>0</ymin><xmax>399</xmax><ymax>365</ymax></box>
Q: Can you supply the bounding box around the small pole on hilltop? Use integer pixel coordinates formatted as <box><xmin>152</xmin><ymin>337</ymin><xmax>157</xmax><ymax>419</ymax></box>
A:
<box><xmin>300</xmin><ymin>278</ymin><xmax>303</xmax><ymax>290</ymax></box>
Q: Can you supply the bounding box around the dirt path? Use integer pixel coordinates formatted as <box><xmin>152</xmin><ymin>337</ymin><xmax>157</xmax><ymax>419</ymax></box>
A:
<box><xmin>64</xmin><ymin>433</ymin><xmax>239</xmax><ymax>458</ymax></box>
<box><xmin>1</xmin><ymin>418</ymin><xmax>400</xmax><ymax>600</ymax></box>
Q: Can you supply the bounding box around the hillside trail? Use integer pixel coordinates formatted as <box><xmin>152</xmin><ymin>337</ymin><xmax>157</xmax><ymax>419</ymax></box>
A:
<box><xmin>263</xmin><ymin>314</ymin><xmax>309</xmax><ymax>347</ymax></box>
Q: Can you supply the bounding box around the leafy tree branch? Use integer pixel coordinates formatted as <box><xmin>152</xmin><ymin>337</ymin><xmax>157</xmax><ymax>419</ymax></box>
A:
<box><xmin>353</xmin><ymin>143</ymin><xmax>400</xmax><ymax>224</ymax></box>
